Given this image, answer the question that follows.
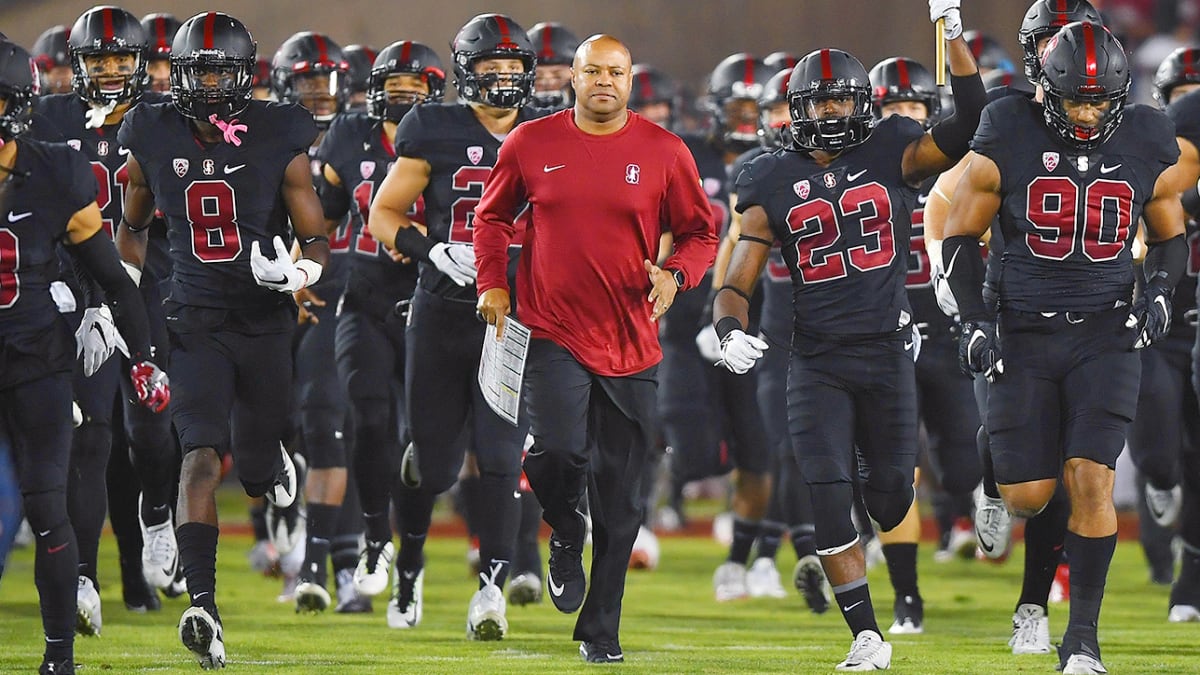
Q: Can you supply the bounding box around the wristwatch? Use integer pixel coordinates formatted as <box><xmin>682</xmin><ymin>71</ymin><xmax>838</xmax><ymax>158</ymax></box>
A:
<box><xmin>667</xmin><ymin>267</ymin><xmax>685</xmax><ymax>289</ymax></box>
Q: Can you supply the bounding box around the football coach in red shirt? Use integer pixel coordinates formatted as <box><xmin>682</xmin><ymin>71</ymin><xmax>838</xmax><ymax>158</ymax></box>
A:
<box><xmin>474</xmin><ymin>34</ymin><xmax>717</xmax><ymax>663</ymax></box>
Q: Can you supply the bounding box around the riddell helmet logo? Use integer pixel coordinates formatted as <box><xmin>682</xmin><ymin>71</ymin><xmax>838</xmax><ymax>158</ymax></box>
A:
<box><xmin>1043</xmin><ymin>152</ymin><xmax>1059</xmax><ymax>171</ymax></box>
<box><xmin>625</xmin><ymin>163</ymin><xmax>640</xmax><ymax>184</ymax></box>
<box><xmin>794</xmin><ymin>180</ymin><xmax>810</xmax><ymax>199</ymax></box>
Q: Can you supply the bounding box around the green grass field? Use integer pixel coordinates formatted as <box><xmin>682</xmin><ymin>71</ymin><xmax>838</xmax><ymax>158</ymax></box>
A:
<box><xmin>1</xmin><ymin>504</ymin><xmax>1197</xmax><ymax>673</ymax></box>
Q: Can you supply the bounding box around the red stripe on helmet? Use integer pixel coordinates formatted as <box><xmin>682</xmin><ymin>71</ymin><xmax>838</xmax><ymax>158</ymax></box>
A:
<box><xmin>365</xmin><ymin>47</ymin><xmax>377</xmax><ymax>63</ymax></box>
<box><xmin>638</xmin><ymin>71</ymin><xmax>652</xmax><ymax>101</ymax></box>
<box><xmin>1185</xmin><ymin>49</ymin><xmax>1197</xmax><ymax>77</ymax></box>
<box><xmin>102</xmin><ymin>8</ymin><xmax>115</xmax><ymax>41</ymax></box>
<box><xmin>399</xmin><ymin>41</ymin><xmax>412</xmax><ymax>64</ymax></box>
<box><xmin>494</xmin><ymin>15</ymin><xmax>518</xmax><ymax>50</ymax></box>
<box><xmin>1082</xmin><ymin>22</ymin><xmax>1097</xmax><ymax>85</ymax></box>
<box><xmin>155</xmin><ymin>17</ymin><xmax>169</xmax><ymax>52</ymax></box>
<box><xmin>1055</xmin><ymin>0</ymin><xmax>1069</xmax><ymax>25</ymax></box>
<box><xmin>820</xmin><ymin>49</ymin><xmax>832</xmax><ymax>79</ymax></box>
<box><xmin>743</xmin><ymin>56</ymin><xmax>755</xmax><ymax>87</ymax></box>
<box><xmin>541</xmin><ymin>25</ymin><xmax>554</xmax><ymax>59</ymax></box>
<box><xmin>203</xmin><ymin>12</ymin><xmax>216</xmax><ymax>50</ymax></box>
<box><xmin>313</xmin><ymin>34</ymin><xmax>331</xmax><ymax>66</ymax></box>
<box><xmin>896</xmin><ymin>59</ymin><xmax>911</xmax><ymax>90</ymax></box>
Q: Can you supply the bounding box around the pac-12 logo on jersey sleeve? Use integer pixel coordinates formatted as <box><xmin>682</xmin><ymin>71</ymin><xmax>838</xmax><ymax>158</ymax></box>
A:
<box><xmin>67</xmin><ymin>139</ymin><xmax>81</xmax><ymax>151</ymax></box>
<box><xmin>360</xmin><ymin>161</ymin><xmax>375</xmax><ymax>179</ymax></box>
<box><xmin>794</xmin><ymin>180</ymin><xmax>810</xmax><ymax>199</ymax></box>
<box><xmin>466</xmin><ymin>146</ymin><xmax>483</xmax><ymax>165</ymax></box>
<box><xmin>173</xmin><ymin>158</ymin><xmax>189</xmax><ymax>177</ymax></box>
<box><xmin>1042</xmin><ymin>152</ymin><xmax>1059</xmax><ymax>171</ymax></box>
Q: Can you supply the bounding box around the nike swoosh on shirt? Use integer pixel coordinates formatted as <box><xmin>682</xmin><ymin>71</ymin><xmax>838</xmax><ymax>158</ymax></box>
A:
<box><xmin>847</xmin><ymin>169</ymin><xmax>867</xmax><ymax>181</ymax></box>
<box><xmin>8</xmin><ymin>212</ymin><xmax>32</xmax><ymax>222</ymax></box>
<box><xmin>118</xmin><ymin>147</ymin><xmax>131</xmax><ymax>156</ymax></box>
<box><xmin>1099</xmin><ymin>163</ymin><xmax>1121</xmax><ymax>174</ymax></box>
<box><xmin>543</xmin><ymin>164</ymin><xmax>566</xmax><ymax>173</ymax></box>
<box><xmin>224</xmin><ymin>164</ymin><xmax>246</xmax><ymax>174</ymax></box>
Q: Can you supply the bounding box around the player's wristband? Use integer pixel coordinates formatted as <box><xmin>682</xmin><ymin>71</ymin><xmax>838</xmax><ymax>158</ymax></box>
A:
<box><xmin>393</xmin><ymin>225</ymin><xmax>435</xmax><ymax>263</ymax></box>
<box><xmin>714</xmin><ymin>316</ymin><xmax>744</xmax><ymax>342</ymax></box>
<box><xmin>120</xmin><ymin>217</ymin><xmax>150</xmax><ymax>234</ymax></box>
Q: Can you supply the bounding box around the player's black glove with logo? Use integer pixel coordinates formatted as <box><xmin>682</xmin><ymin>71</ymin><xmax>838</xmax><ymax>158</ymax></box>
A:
<box><xmin>1128</xmin><ymin>285</ymin><xmax>1172</xmax><ymax>350</ymax></box>
<box><xmin>958</xmin><ymin>319</ymin><xmax>1003</xmax><ymax>382</ymax></box>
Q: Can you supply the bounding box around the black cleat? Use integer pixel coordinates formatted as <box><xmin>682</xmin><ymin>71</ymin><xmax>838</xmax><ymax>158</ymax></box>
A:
<box><xmin>580</xmin><ymin>640</ymin><xmax>624</xmax><ymax>663</ymax></box>
<box><xmin>39</xmin><ymin>658</ymin><xmax>75</xmax><ymax>674</ymax></box>
<box><xmin>887</xmin><ymin>594</ymin><xmax>924</xmax><ymax>635</ymax></box>
<box><xmin>547</xmin><ymin>532</ymin><xmax>586</xmax><ymax>614</ymax></box>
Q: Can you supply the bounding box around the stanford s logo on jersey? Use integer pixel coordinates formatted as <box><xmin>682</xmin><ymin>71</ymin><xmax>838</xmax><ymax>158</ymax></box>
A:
<box><xmin>96</xmin><ymin>140</ymin><xmax>109</xmax><ymax>157</ymax></box>
<box><xmin>794</xmin><ymin>180</ymin><xmax>811</xmax><ymax>199</ymax></box>
<box><xmin>173</xmin><ymin>158</ymin><xmax>189</xmax><ymax>177</ymax></box>
<box><xmin>360</xmin><ymin>161</ymin><xmax>375</xmax><ymax>179</ymax></box>
<box><xmin>1043</xmin><ymin>152</ymin><xmax>1059</xmax><ymax>172</ymax></box>
<box><xmin>202</xmin><ymin>159</ymin><xmax>215</xmax><ymax>176</ymax></box>
<box><xmin>823</xmin><ymin>172</ymin><xmax>837</xmax><ymax>189</ymax></box>
<box><xmin>466</xmin><ymin>146</ymin><xmax>484</xmax><ymax>165</ymax></box>
<box><xmin>625</xmin><ymin>163</ymin><xmax>640</xmax><ymax>185</ymax></box>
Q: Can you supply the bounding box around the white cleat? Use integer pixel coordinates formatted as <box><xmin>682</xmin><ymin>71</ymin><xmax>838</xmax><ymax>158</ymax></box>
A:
<box><xmin>629</xmin><ymin>525</ymin><xmax>660</xmax><ymax>570</ymax></box>
<box><xmin>1169</xmin><ymin>604</ymin><xmax>1200</xmax><ymax>622</ymax></box>
<box><xmin>467</xmin><ymin>564</ymin><xmax>507</xmax><ymax>641</ymax></box>
<box><xmin>388</xmin><ymin>565</ymin><xmax>424</xmax><ymax>629</ymax></box>
<box><xmin>711</xmin><ymin>512</ymin><xmax>734</xmax><ymax>547</ymax></box>
<box><xmin>1008</xmin><ymin>603</ymin><xmax>1052</xmax><ymax>654</ymax></box>
<box><xmin>267</xmin><ymin>446</ymin><xmax>299</xmax><ymax>509</ymax></box>
<box><xmin>353</xmin><ymin>539</ymin><xmax>394</xmax><ymax>597</ymax></box>
<box><xmin>75</xmin><ymin>576</ymin><xmax>102</xmax><ymax>637</ymax></box>
<box><xmin>1062</xmin><ymin>653</ymin><xmax>1108</xmax><ymax>674</ymax></box>
<box><xmin>745</xmin><ymin>557</ymin><xmax>788</xmax><ymax>599</ymax></box>
<box><xmin>179</xmin><ymin>605</ymin><xmax>226</xmax><ymax>670</ymax></box>
<box><xmin>713</xmin><ymin>561</ymin><xmax>749</xmax><ymax>602</ymax></box>
<box><xmin>835</xmin><ymin>630</ymin><xmax>892</xmax><ymax>671</ymax></box>
<box><xmin>506</xmin><ymin>571</ymin><xmax>542</xmax><ymax>606</ymax></box>
<box><xmin>139</xmin><ymin>494</ymin><xmax>178</xmax><ymax>590</ymax></box>
<box><xmin>1146</xmin><ymin>484</ymin><xmax>1182</xmax><ymax>528</ymax></box>
<box><xmin>294</xmin><ymin>580</ymin><xmax>331</xmax><ymax>614</ymax></box>
<box><xmin>973</xmin><ymin>486</ymin><xmax>1013</xmax><ymax>560</ymax></box>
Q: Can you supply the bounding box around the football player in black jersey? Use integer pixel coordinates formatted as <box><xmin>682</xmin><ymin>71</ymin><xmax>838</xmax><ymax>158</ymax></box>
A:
<box><xmin>942</xmin><ymin>22</ymin><xmax>1187</xmax><ymax>674</ymax></box>
<box><xmin>714</xmin><ymin>0</ymin><xmax>984</xmax><ymax>668</ymax></box>
<box><xmin>526</xmin><ymin>22</ymin><xmax>579</xmax><ymax>109</ymax></box>
<box><xmin>925</xmin><ymin>0</ymin><xmax>1106</xmax><ymax>657</ymax></box>
<box><xmin>270</xmin><ymin>28</ymin><xmax>357</xmax><ymax>611</ymax></box>
<box><xmin>306</xmin><ymin>39</ymin><xmax>442</xmax><ymax>623</ymax></box>
<box><xmin>367</xmin><ymin>13</ymin><xmax>545</xmax><ymax>642</ymax></box>
<box><xmin>32</xmin><ymin>25</ymin><xmax>73</xmax><ymax>95</ymax></box>
<box><xmin>115</xmin><ymin>12</ymin><xmax>328</xmax><ymax>668</ymax></box>
<box><xmin>1144</xmin><ymin>48</ymin><xmax>1200</xmax><ymax>623</ymax></box>
<box><xmin>0</xmin><ymin>39</ymin><xmax>167</xmax><ymax>675</ymax></box>
<box><xmin>140</xmin><ymin>13</ymin><xmax>181</xmax><ymax>94</ymax></box>
<box><xmin>34</xmin><ymin>4</ymin><xmax>180</xmax><ymax>629</ymax></box>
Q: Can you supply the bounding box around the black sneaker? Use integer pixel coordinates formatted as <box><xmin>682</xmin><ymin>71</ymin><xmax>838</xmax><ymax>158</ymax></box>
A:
<box><xmin>887</xmin><ymin>594</ymin><xmax>924</xmax><ymax>635</ymax></box>
<box><xmin>547</xmin><ymin>532</ymin><xmax>586</xmax><ymax>614</ymax></box>
<box><xmin>580</xmin><ymin>640</ymin><xmax>624</xmax><ymax>663</ymax></box>
<box><xmin>39</xmin><ymin>658</ymin><xmax>75</xmax><ymax>674</ymax></box>
<box><xmin>121</xmin><ymin>565</ymin><xmax>162</xmax><ymax>613</ymax></box>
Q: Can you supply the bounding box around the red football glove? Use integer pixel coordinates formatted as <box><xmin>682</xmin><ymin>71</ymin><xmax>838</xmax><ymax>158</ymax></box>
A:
<box><xmin>130</xmin><ymin>361</ymin><xmax>170</xmax><ymax>412</ymax></box>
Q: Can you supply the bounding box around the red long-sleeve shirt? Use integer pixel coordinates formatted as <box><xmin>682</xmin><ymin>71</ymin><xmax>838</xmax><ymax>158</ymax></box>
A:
<box><xmin>474</xmin><ymin>109</ymin><xmax>717</xmax><ymax>377</ymax></box>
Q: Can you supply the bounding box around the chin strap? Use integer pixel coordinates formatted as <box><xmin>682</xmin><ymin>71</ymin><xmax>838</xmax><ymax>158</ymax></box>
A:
<box><xmin>84</xmin><ymin>101</ymin><xmax>118</xmax><ymax>130</ymax></box>
<box><xmin>208</xmin><ymin>114</ymin><xmax>248</xmax><ymax>146</ymax></box>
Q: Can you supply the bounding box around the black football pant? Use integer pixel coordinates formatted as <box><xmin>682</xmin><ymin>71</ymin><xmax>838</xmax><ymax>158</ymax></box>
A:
<box><xmin>916</xmin><ymin>335</ymin><xmax>982</xmax><ymax>497</ymax></box>
<box><xmin>522</xmin><ymin>339</ymin><xmax>657</xmax><ymax>644</ymax></box>
<box><xmin>294</xmin><ymin>299</ymin><xmax>348</xmax><ymax>471</ymax></box>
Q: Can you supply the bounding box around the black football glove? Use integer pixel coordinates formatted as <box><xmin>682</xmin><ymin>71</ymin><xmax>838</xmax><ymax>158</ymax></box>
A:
<box><xmin>958</xmin><ymin>320</ymin><xmax>1003</xmax><ymax>382</ymax></box>
<box><xmin>1128</xmin><ymin>285</ymin><xmax>1172</xmax><ymax>350</ymax></box>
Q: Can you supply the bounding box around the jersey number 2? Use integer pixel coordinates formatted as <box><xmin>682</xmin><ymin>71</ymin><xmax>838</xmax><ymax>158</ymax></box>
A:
<box><xmin>786</xmin><ymin>183</ymin><xmax>895</xmax><ymax>284</ymax></box>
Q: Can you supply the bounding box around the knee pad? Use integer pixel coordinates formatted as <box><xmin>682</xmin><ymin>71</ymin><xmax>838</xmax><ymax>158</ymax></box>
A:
<box><xmin>807</xmin><ymin>482</ymin><xmax>859</xmax><ymax>552</ymax></box>
<box><xmin>23</xmin><ymin>489</ymin><xmax>70</xmax><ymax>535</ymax></box>
<box><xmin>797</xmin><ymin>455</ymin><xmax>850</xmax><ymax>485</ymax></box>
<box><xmin>124</xmin><ymin>406</ymin><xmax>173</xmax><ymax>457</ymax></box>
<box><xmin>236</xmin><ymin>446</ymin><xmax>283</xmax><ymax>498</ymax></box>
<box><xmin>863</xmin><ymin>465</ymin><xmax>914</xmax><ymax>532</ymax></box>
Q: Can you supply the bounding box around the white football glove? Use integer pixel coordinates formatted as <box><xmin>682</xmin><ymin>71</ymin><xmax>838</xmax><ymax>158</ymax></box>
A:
<box><xmin>908</xmin><ymin>323</ymin><xmax>923</xmax><ymax>363</ymax></box>
<box><xmin>49</xmin><ymin>280</ymin><xmax>77</xmax><ymax>313</ymax></box>
<box><xmin>250</xmin><ymin>236</ymin><xmax>322</xmax><ymax>293</ymax></box>
<box><xmin>75</xmin><ymin>305</ymin><xmax>129</xmax><ymax>377</ymax></box>
<box><xmin>929</xmin><ymin>0</ymin><xmax>963</xmax><ymax>40</ymax></box>
<box><xmin>695</xmin><ymin>324</ymin><xmax>723</xmax><ymax>364</ymax></box>
<box><xmin>429</xmin><ymin>242</ymin><xmax>477</xmax><ymax>287</ymax></box>
<box><xmin>718</xmin><ymin>329</ymin><xmax>769</xmax><ymax>374</ymax></box>
<box><xmin>932</xmin><ymin>262</ymin><xmax>960</xmax><ymax>317</ymax></box>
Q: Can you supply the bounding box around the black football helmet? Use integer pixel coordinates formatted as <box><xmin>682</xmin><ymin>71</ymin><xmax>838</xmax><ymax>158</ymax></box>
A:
<box><xmin>629</xmin><ymin>63</ymin><xmax>678</xmax><ymax>126</ymax></box>
<box><xmin>1018</xmin><ymin>0</ymin><xmax>1103</xmax><ymax>84</ymax></box>
<box><xmin>764</xmin><ymin>51</ymin><xmax>800</xmax><ymax>72</ymax></box>
<box><xmin>0</xmin><ymin>39</ymin><xmax>39</xmax><ymax>142</ymax></box>
<box><xmin>868</xmin><ymin>57</ymin><xmax>941</xmax><ymax>129</ymax></box>
<box><xmin>343</xmin><ymin>45</ymin><xmax>376</xmax><ymax>95</ymax></box>
<box><xmin>1153</xmin><ymin>47</ymin><xmax>1200</xmax><ymax>107</ymax></box>
<box><xmin>526</xmin><ymin>21</ymin><xmax>579</xmax><ymax>107</ymax></box>
<box><xmin>963</xmin><ymin>30</ymin><xmax>1016</xmax><ymax>74</ymax></box>
<box><xmin>272</xmin><ymin>32</ymin><xmax>350</xmax><ymax>128</ymax></box>
<box><xmin>141</xmin><ymin>13</ymin><xmax>182</xmax><ymax>59</ymax></box>
<box><xmin>32</xmin><ymin>25</ymin><xmax>70</xmax><ymax>70</ymax></box>
<box><xmin>788</xmin><ymin>49</ymin><xmax>874</xmax><ymax>152</ymax></box>
<box><xmin>981</xmin><ymin>68</ymin><xmax>1037</xmax><ymax>96</ymax></box>
<box><xmin>1039</xmin><ymin>21</ymin><xmax>1129</xmax><ymax>150</ymax></box>
<box><xmin>706</xmin><ymin>53</ymin><xmax>774</xmax><ymax>151</ymax></box>
<box><xmin>252</xmin><ymin>57</ymin><xmax>271</xmax><ymax>89</ymax></box>
<box><xmin>757</xmin><ymin>67</ymin><xmax>793</xmax><ymax>149</ymax></box>
<box><xmin>368</xmin><ymin>40</ymin><xmax>445</xmax><ymax>122</ymax></box>
<box><xmin>169</xmin><ymin>12</ymin><xmax>257</xmax><ymax>122</ymax></box>
<box><xmin>451</xmin><ymin>13</ymin><xmax>537</xmax><ymax>109</ymax></box>
<box><xmin>68</xmin><ymin>6</ymin><xmax>148</xmax><ymax>106</ymax></box>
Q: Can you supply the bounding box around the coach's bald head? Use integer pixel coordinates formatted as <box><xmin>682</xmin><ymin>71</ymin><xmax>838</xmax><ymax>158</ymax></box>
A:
<box><xmin>572</xmin><ymin>34</ymin><xmax>633</xmax><ymax>127</ymax></box>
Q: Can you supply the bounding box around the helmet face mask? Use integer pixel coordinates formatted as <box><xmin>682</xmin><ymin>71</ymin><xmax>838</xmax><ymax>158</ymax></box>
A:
<box><xmin>69</xmin><ymin>6</ymin><xmax>148</xmax><ymax>107</ymax></box>
<box><xmin>367</xmin><ymin>41</ymin><xmax>445</xmax><ymax>122</ymax></box>
<box><xmin>0</xmin><ymin>41</ymin><xmax>38</xmax><ymax>142</ymax></box>
<box><xmin>272</xmin><ymin>32</ymin><xmax>350</xmax><ymax>129</ymax></box>
<box><xmin>788</xmin><ymin>49</ymin><xmax>874</xmax><ymax>153</ymax></box>
<box><xmin>452</xmin><ymin>14</ymin><xmax>537</xmax><ymax>109</ymax></box>
<box><xmin>169</xmin><ymin>13</ymin><xmax>256</xmax><ymax>122</ymax></box>
<box><xmin>1038</xmin><ymin>22</ymin><xmax>1129</xmax><ymax>151</ymax></box>
<box><xmin>527</xmin><ymin>22</ymin><xmax>579</xmax><ymax>108</ymax></box>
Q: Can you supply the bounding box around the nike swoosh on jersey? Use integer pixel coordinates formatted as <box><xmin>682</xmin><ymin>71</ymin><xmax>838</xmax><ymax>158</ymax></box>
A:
<box><xmin>118</xmin><ymin>147</ymin><xmax>131</xmax><ymax>156</ymax></box>
<box><xmin>543</xmin><ymin>164</ymin><xmax>566</xmax><ymax>173</ymax></box>
<box><xmin>1099</xmin><ymin>163</ymin><xmax>1122</xmax><ymax>174</ymax></box>
<box><xmin>847</xmin><ymin>169</ymin><xmax>867</xmax><ymax>181</ymax></box>
<box><xmin>224</xmin><ymin>164</ymin><xmax>246</xmax><ymax>174</ymax></box>
<box><xmin>7</xmin><ymin>211</ymin><xmax>32</xmax><ymax>222</ymax></box>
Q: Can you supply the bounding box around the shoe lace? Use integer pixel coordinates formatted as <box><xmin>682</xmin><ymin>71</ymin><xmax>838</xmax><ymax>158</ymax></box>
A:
<box><xmin>1010</xmin><ymin>613</ymin><xmax>1041</xmax><ymax>647</ymax></box>
<box><xmin>479</xmin><ymin>560</ymin><xmax>504</xmax><ymax>589</ymax></box>
<box><xmin>846</xmin><ymin>633</ymin><xmax>881</xmax><ymax>661</ymax></box>
<box><xmin>146</xmin><ymin>527</ymin><xmax>175</xmax><ymax>563</ymax></box>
